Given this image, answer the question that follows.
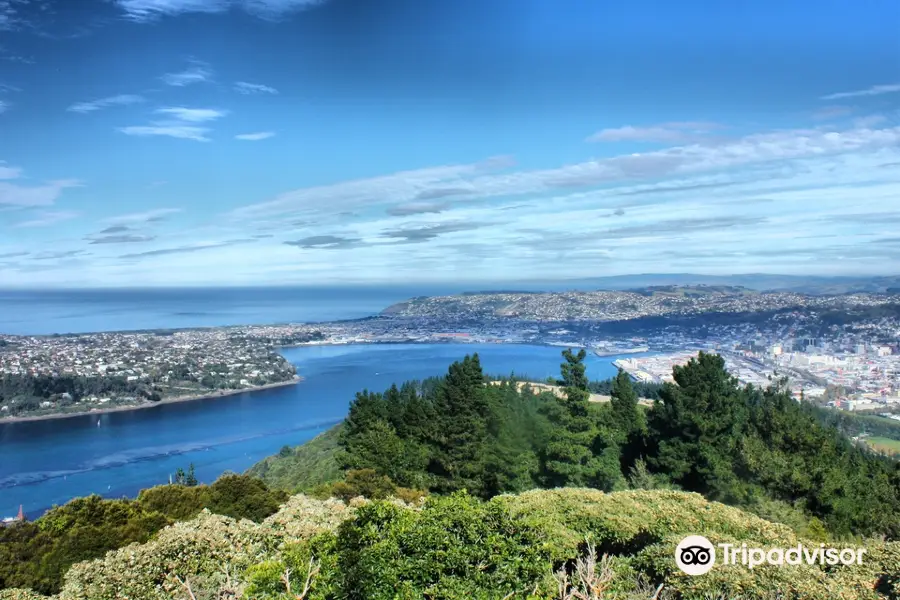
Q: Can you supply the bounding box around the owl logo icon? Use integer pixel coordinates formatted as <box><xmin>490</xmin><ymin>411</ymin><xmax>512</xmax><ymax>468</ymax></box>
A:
<box><xmin>675</xmin><ymin>535</ymin><xmax>716</xmax><ymax>575</ymax></box>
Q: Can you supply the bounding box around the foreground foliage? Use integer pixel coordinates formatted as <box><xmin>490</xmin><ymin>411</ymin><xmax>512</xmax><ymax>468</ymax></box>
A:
<box><xmin>0</xmin><ymin>474</ymin><xmax>287</xmax><ymax>594</ymax></box>
<box><xmin>2</xmin><ymin>489</ymin><xmax>897</xmax><ymax>600</ymax></box>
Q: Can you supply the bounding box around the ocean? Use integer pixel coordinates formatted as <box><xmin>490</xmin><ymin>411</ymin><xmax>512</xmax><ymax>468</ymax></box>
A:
<box><xmin>0</xmin><ymin>343</ymin><xmax>621</xmax><ymax>519</ymax></box>
<box><xmin>0</xmin><ymin>286</ymin><xmax>465</xmax><ymax>336</ymax></box>
<box><xmin>0</xmin><ymin>283</ymin><xmax>585</xmax><ymax>336</ymax></box>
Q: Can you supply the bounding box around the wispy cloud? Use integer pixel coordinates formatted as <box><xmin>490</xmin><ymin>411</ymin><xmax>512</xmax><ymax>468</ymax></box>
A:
<box><xmin>0</xmin><ymin>82</ymin><xmax>18</xmax><ymax>112</ymax></box>
<box><xmin>821</xmin><ymin>83</ymin><xmax>900</xmax><ymax>100</ymax></box>
<box><xmin>0</xmin><ymin>41</ymin><xmax>34</xmax><ymax>62</ymax></box>
<box><xmin>160</xmin><ymin>61</ymin><xmax>212</xmax><ymax>86</ymax></box>
<box><xmin>68</xmin><ymin>94</ymin><xmax>144</xmax><ymax>113</ymax></box>
<box><xmin>98</xmin><ymin>225</ymin><xmax>131</xmax><ymax>234</ymax></box>
<box><xmin>14</xmin><ymin>210</ymin><xmax>80</xmax><ymax>228</ymax></box>
<box><xmin>381</xmin><ymin>221</ymin><xmax>489</xmax><ymax>243</ymax></box>
<box><xmin>119</xmin><ymin>124</ymin><xmax>211</xmax><ymax>141</ymax></box>
<box><xmin>155</xmin><ymin>107</ymin><xmax>228</xmax><ymax>122</ymax></box>
<box><xmin>88</xmin><ymin>234</ymin><xmax>156</xmax><ymax>244</ymax></box>
<box><xmin>284</xmin><ymin>235</ymin><xmax>360</xmax><ymax>249</ymax></box>
<box><xmin>0</xmin><ymin>0</ymin><xmax>39</xmax><ymax>31</ymax></box>
<box><xmin>115</xmin><ymin>0</ymin><xmax>324</xmax><ymax>21</ymax></box>
<box><xmin>0</xmin><ymin>161</ymin><xmax>22</xmax><ymax>179</ymax></box>
<box><xmin>386</xmin><ymin>202</ymin><xmax>450</xmax><ymax>216</ymax></box>
<box><xmin>586</xmin><ymin>121</ymin><xmax>723</xmax><ymax>144</ymax></box>
<box><xmin>120</xmin><ymin>238</ymin><xmax>256</xmax><ymax>258</ymax></box>
<box><xmin>0</xmin><ymin>179</ymin><xmax>82</xmax><ymax>207</ymax></box>
<box><xmin>812</xmin><ymin>105</ymin><xmax>853</xmax><ymax>121</ymax></box>
<box><xmin>230</xmin><ymin>122</ymin><xmax>900</xmax><ymax>222</ymax></box>
<box><xmin>32</xmin><ymin>250</ymin><xmax>86</xmax><ymax>261</ymax></box>
<box><xmin>233</xmin><ymin>81</ymin><xmax>278</xmax><ymax>94</ymax></box>
<box><xmin>104</xmin><ymin>208</ymin><xmax>182</xmax><ymax>224</ymax></box>
<box><xmin>235</xmin><ymin>131</ymin><xmax>275</xmax><ymax>141</ymax></box>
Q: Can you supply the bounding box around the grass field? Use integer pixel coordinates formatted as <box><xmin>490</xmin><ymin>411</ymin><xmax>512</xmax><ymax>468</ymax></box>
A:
<box><xmin>865</xmin><ymin>436</ymin><xmax>900</xmax><ymax>456</ymax></box>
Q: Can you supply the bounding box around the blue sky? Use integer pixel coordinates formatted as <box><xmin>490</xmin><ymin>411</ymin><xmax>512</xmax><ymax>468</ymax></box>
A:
<box><xmin>0</xmin><ymin>0</ymin><xmax>899</xmax><ymax>287</ymax></box>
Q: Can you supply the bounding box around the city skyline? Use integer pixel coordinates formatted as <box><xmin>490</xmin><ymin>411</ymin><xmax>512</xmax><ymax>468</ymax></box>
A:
<box><xmin>1</xmin><ymin>0</ymin><xmax>900</xmax><ymax>286</ymax></box>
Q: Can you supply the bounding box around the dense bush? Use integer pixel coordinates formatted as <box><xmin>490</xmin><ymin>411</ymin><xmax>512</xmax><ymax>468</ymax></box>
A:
<box><xmin>7</xmin><ymin>489</ymin><xmax>899</xmax><ymax>599</ymax></box>
<box><xmin>0</xmin><ymin>474</ymin><xmax>287</xmax><ymax>595</ymax></box>
<box><xmin>0</xmin><ymin>497</ymin><xmax>170</xmax><ymax>595</ymax></box>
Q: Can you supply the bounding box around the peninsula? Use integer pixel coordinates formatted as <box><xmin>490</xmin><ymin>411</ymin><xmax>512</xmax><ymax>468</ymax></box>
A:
<box><xmin>0</xmin><ymin>327</ymin><xmax>323</xmax><ymax>421</ymax></box>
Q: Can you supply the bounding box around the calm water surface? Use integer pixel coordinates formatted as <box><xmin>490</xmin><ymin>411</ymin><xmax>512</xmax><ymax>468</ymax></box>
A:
<box><xmin>0</xmin><ymin>286</ymin><xmax>461</xmax><ymax>335</ymax></box>
<box><xmin>0</xmin><ymin>343</ymin><xmax>619</xmax><ymax>518</ymax></box>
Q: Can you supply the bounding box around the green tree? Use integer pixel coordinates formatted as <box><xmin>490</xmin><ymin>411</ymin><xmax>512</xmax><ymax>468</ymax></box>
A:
<box><xmin>541</xmin><ymin>349</ymin><xmax>622</xmax><ymax>490</ymax></box>
<box><xmin>428</xmin><ymin>355</ymin><xmax>490</xmax><ymax>495</ymax></box>
<box><xmin>609</xmin><ymin>368</ymin><xmax>647</xmax><ymax>471</ymax></box>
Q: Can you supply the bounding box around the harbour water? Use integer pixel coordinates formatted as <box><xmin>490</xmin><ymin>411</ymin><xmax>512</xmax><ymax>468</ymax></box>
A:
<box><xmin>0</xmin><ymin>342</ymin><xmax>620</xmax><ymax>518</ymax></box>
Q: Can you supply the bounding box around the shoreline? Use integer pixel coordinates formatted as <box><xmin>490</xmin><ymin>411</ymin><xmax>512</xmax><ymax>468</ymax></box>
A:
<box><xmin>0</xmin><ymin>378</ymin><xmax>302</xmax><ymax>425</ymax></box>
<box><xmin>0</xmin><ymin>341</ymin><xmax>654</xmax><ymax>425</ymax></box>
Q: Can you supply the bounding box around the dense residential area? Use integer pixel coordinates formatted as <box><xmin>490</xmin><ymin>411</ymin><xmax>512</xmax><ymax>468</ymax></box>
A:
<box><xmin>0</xmin><ymin>329</ymin><xmax>314</xmax><ymax>418</ymax></box>
<box><xmin>381</xmin><ymin>286</ymin><xmax>898</xmax><ymax>321</ymax></box>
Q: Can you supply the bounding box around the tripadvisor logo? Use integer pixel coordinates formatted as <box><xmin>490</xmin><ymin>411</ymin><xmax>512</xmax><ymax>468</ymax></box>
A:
<box><xmin>675</xmin><ymin>535</ymin><xmax>867</xmax><ymax>575</ymax></box>
<box><xmin>676</xmin><ymin>535</ymin><xmax>716</xmax><ymax>575</ymax></box>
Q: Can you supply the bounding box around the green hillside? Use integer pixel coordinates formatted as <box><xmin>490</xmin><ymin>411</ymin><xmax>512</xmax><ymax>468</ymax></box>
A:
<box><xmin>247</xmin><ymin>424</ymin><xmax>344</xmax><ymax>492</ymax></box>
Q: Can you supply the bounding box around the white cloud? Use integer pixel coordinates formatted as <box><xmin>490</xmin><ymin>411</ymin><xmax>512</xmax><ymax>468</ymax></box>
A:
<box><xmin>114</xmin><ymin>0</ymin><xmax>323</xmax><ymax>21</ymax></box>
<box><xmin>0</xmin><ymin>0</ymin><xmax>36</xmax><ymax>31</ymax></box>
<box><xmin>104</xmin><ymin>208</ymin><xmax>183</xmax><ymax>224</ymax></box>
<box><xmin>235</xmin><ymin>131</ymin><xmax>275</xmax><ymax>140</ymax></box>
<box><xmin>155</xmin><ymin>107</ymin><xmax>229</xmax><ymax>122</ymax></box>
<box><xmin>821</xmin><ymin>83</ymin><xmax>900</xmax><ymax>100</ymax></box>
<box><xmin>160</xmin><ymin>61</ymin><xmax>212</xmax><ymax>86</ymax></box>
<box><xmin>0</xmin><ymin>99</ymin><xmax>8</xmax><ymax>113</ymax></box>
<box><xmin>233</xmin><ymin>81</ymin><xmax>278</xmax><ymax>94</ymax></box>
<box><xmin>0</xmin><ymin>179</ymin><xmax>82</xmax><ymax>207</ymax></box>
<box><xmin>230</xmin><ymin>122</ymin><xmax>900</xmax><ymax>222</ymax></box>
<box><xmin>853</xmin><ymin>115</ymin><xmax>888</xmax><ymax>128</ymax></box>
<box><xmin>13</xmin><ymin>116</ymin><xmax>900</xmax><ymax>285</ymax></box>
<box><xmin>586</xmin><ymin>121</ymin><xmax>723</xmax><ymax>144</ymax></box>
<box><xmin>228</xmin><ymin>162</ymin><xmax>502</xmax><ymax>220</ymax></box>
<box><xmin>14</xmin><ymin>210</ymin><xmax>80</xmax><ymax>228</ymax></box>
<box><xmin>118</xmin><ymin>123</ymin><xmax>211</xmax><ymax>141</ymax></box>
<box><xmin>68</xmin><ymin>94</ymin><xmax>145</xmax><ymax>113</ymax></box>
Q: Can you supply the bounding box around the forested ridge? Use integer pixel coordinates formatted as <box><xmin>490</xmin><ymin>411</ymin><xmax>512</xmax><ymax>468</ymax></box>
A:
<box><xmin>317</xmin><ymin>350</ymin><xmax>900</xmax><ymax>540</ymax></box>
<box><xmin>3</xmin><ymin>349</ymin><xmax>900</xmax><ymax>599</ymax></box>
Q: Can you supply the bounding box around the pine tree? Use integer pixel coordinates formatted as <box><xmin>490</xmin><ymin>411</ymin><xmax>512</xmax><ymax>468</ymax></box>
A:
<box><xmin>542</xmin><ymin>348</ymin><xmax>622</xmax><ymax>489</ymax></box>
<box><xmin>645</xmin><ymin>352</ymin><xmax>749</xmax><ymax>502</ymax></box>
<box><xmin>609</xmin><ymin>368</ymin><xmax>647</xmax><ymax>470</ymax></box>
<box><xmin>428</xmin><ymin>354</ymin><xmax>490</xmax><ymax>495</ymax></box>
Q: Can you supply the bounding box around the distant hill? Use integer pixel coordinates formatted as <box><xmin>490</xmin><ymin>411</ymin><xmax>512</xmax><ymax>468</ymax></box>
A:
<box><xmin>550</xmin><ymin>273</ymin><xmax>900</xmax><ymax>295</ymax></box>
<box><xmin>628</xmin><ymin>284</ymin><xmax>759</xmax><ymax>297</ymax></box>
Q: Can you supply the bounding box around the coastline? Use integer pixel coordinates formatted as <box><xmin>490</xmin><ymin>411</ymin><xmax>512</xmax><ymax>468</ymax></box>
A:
<box><xmin>0</xmin><ymin>378</ymin><xmax>302</xmax><ymax>425</ymax></box>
